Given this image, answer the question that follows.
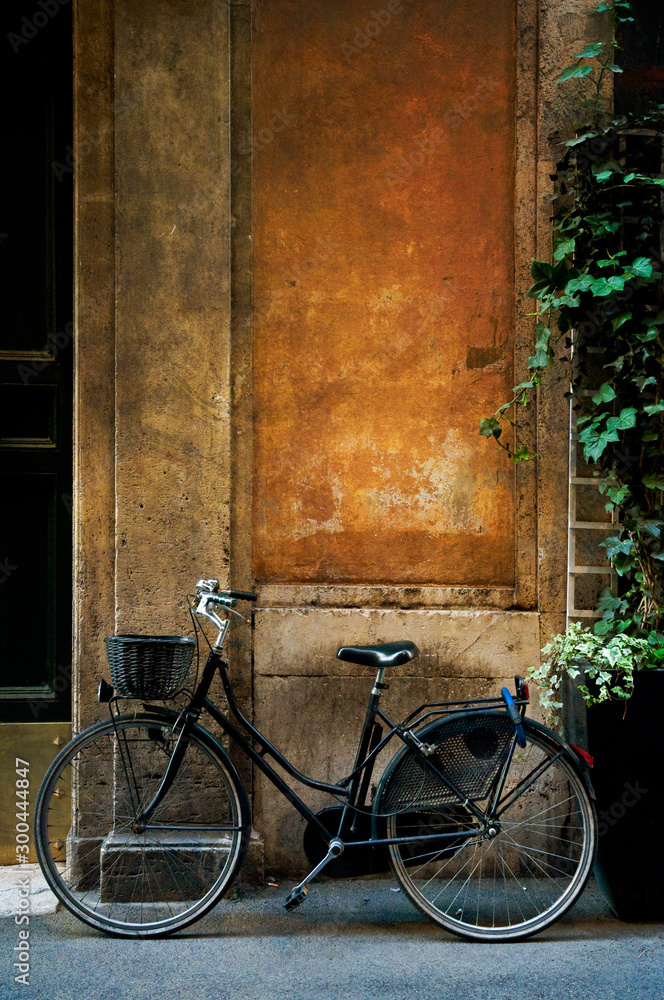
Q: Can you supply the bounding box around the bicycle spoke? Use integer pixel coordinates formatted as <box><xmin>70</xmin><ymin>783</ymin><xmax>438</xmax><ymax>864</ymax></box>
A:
<box><xmin>35</xmin><ymin>716</ymin><xmax>248</xmax><ymax>936</ymax></box>
<box><xmin>384</xmin><ymin>719</ymin><xmax>595</xmax><ymax>940</ymax></box>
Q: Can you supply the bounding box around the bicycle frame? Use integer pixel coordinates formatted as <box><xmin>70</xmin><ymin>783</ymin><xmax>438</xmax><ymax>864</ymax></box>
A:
<box><xmin>126</xmin><ymin>647</ymin><xmax>531</xmax><ymax>853</ymax></box>
<box><xmin>37</xmin><ymin>581</ymin><xmax>595</xmax><ymax>941</ymax></box>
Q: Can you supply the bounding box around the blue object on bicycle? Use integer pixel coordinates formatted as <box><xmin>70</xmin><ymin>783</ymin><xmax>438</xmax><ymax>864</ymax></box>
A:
<box><xmin>501</xmin><ymin>687</ymin><xmax>527</xmax><ymax>748</ymax></box>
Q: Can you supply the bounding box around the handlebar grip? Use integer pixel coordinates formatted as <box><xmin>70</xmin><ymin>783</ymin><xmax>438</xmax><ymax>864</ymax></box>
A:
<box><xmin>227</xmin><ymin>590</ymin><xmax>258</xmax><ymax>602</ymax></box>
<box><xmin>501</xmin><ymin>687</ymin><xmax>527</xmax><ymax>748</ymax></box>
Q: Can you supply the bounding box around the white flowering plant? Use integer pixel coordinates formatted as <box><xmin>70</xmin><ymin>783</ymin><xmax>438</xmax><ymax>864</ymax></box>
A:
<box><xmin>528</xmin><ymin>621</ymin><xmax>663</xmax><ymax>725</ymax></box>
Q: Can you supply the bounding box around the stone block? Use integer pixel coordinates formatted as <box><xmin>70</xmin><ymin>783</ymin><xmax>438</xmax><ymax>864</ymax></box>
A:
<box><xmin>252</xmin><ymin>608</ymin><xmax>540</xmax><ymax>873</ymax></box>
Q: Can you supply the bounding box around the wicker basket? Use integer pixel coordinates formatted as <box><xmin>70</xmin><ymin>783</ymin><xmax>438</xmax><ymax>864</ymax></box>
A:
<box><xmin>104</xmin><ymin>635</ymin><xmax>196</xmax><ymax>699</ymax></box>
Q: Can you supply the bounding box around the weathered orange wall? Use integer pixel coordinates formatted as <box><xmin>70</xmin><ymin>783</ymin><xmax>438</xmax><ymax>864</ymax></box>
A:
<box><xmin>252</xmin><ymin>0</ymin><xmax>516</xmax><ymax>586</ymax></box>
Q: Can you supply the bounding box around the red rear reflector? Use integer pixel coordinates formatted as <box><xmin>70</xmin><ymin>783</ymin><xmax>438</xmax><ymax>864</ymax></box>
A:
<box><xmin>570</xmin><ymin>743</ymin><xmax>594</xmax><ymax>768</ymax></box>
<box><xmin>523</xmin><ymin>683</ymin><xmax>529</xmax><ymax>700</ymax></box>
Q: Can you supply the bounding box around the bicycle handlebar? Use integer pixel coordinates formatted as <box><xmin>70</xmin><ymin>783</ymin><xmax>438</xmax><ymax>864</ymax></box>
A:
<box><xmin>195</xmin><ymin>579</ymin><xmax>257</xmax><ymax>603</ymax></box>
<box><xmin>226</xmin><ymin>589</ymin><xmax>258</xmax><ymax>602</ymax></box>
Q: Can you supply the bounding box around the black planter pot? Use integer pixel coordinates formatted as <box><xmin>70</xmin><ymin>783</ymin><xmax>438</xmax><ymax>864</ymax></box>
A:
<box><xmin>586</xmin><ymin>669</ymin><xmax>664</xmax><ymax>921</ymax></box>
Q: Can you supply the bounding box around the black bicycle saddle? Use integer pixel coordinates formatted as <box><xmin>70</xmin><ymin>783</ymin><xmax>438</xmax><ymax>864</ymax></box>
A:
<box><xmin>336</xmin><ymin>640</ymin><xmax>419</xmax><ymax>669</ymax></box>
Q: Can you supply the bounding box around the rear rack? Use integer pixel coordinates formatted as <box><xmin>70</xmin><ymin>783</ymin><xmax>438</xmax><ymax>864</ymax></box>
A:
<box><xmin>400</xmin><ymin>675</ymin><xmax>529</xmax><ymax>732</ymax></box>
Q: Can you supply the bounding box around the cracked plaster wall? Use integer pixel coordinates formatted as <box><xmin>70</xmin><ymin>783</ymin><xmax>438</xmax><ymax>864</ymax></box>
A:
<box><xmin>72</xmin><ymin>0</ymin><xmax>602</xmax><ymax>868</ymax></box>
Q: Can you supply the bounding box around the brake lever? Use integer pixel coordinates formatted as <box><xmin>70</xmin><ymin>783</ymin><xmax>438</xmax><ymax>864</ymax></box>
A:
<box><xmin>224</xmin><ymin>603</ymin><xmax>251</xmax><ymax>626</ymax></box>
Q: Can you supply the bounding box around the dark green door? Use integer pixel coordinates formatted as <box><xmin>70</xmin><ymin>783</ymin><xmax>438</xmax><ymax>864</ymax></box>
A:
<box><xmin>0</xmin><ymin>1</ymin><xmax>72</xmax><ymax>724</ymax></box>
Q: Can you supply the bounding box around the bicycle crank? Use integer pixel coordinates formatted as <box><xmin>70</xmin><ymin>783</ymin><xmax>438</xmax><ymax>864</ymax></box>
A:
<box><xmin>283</xmin><ymin>838</ymin><xmax>344</xmax><ymax>911</ymax></box>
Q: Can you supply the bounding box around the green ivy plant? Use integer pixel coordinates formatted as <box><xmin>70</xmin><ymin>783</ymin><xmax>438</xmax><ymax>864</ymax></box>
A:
<box><xmin>528</xmin><ymin>621</ymin><xmax>663</xmax><ymax>725</ymax></box>
<box><xmin>481</xmin><ymin>0</ymin><xmax>664</xmax><ymax>639</ymax></box>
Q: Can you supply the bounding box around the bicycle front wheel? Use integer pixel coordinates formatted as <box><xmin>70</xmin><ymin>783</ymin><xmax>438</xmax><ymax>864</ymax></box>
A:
<box><xmin>35</xmin><ymin>714</ymin><xmax>250</xmax><ymax>937</ymax></box>
<box><xmin>381</xmin><ymin>716</ymin><xmax>596</xmax><ymax>941</ymax></box>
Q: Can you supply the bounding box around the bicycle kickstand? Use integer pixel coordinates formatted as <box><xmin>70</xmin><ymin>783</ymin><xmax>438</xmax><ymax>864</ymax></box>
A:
<box><xmin>284</xmin><ymin>838</ymin><xmax>344</xmax><ymax>911</ymax></box>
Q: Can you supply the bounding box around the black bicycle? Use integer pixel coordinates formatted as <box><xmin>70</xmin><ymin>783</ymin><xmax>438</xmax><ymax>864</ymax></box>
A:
<box><xmin>35</xmin><ymin>578</ymin><xmax>597</xmax><ymax>941</ymax></box>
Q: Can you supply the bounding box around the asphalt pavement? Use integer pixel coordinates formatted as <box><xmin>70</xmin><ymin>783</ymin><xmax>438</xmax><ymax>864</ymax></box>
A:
<box><xmin>1</xmin><ymin>877</ymin><xmax>663</xmax><ymax>1000</ymax></box>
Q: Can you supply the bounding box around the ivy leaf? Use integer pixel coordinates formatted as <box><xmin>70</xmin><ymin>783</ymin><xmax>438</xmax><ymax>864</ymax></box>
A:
<box><xmin>527</xmin><ymin>260</ymin><xmax>555</xmax><ymax>297</ymax></box>
<box><xmin>553</xmin><ymin>237</ymin><xmax>576</xmax><ymax>261</ymax></box>
<box><xmin>558</xmin><ymin>63</ymin><xmax>594</xmax><ymax>82</ymax></box>
<box><xmin>552</xmin><ymin>259</ymin><xmax>571</xmax><ymax>285</ymax></box>
<box><xmin>644</xmin><ymin>311</ymin><xmax>664</xmax><ymax>327</ymax></box>
<box><xmin>606</xmin><ymin>407</ymin><xmax>637</xmax><ymax>431</ymax></box>
<box><xmin>601</xmin><ymin>536</ymin><xmax>634</xmax><ymax>557</ymax></box>
<box><xmin>564</xmin><ymin>132</ymin><xmax>600</xmax><ymax>147</ymax></box>
<box><xmin>592</xmin><ymin>383</ymin><xmax>616</xmax><ymax>404</ymax></box>
<box><xmin>611</xmin><ymin>311</ymin><xmax>632</xmax><ymax>332</ymax></box>
<box><xmin>644</xmin><ymin>402</ymin><xmax>664</xmax><ymax>415</ymax></box>
<box><xmin>479</xmin><ymin>417</ymin><xmax>502</xmax><ymax>440</ymax></box>
<box><xmin>643</xmin><ymin>475</ymin><xmax>664</xmax><ymax>490</ymax></box>
<box><xmin>528</xmin><ymin>325</ymin><xmax>552</xmax><ymax>368</ymax></box>
<box><xmin>628</xmin><ymin>257</ymin><xmax>654</xmax><ymax>278</ymax></box>
<box><xmin>574</xmin><ymin>43</ymin><xmax>604</xmax><ymax>58</ymax></box>
<box><xmin>590</xmin><ymin>275</ymin><xmax>626</xmax><ymax>296</ymax></box>
<box><xmin>593</xmin><ymin>158</ymin><xmax>623</xmax><ymax>179</ymax></box>
<box><xmin>512</xmin><ymin>445</ymin><xmax>533</xmax><ymax>463</ymax></box>
<box><xmin>607</xmin><ymin>64</ymin><xmax>623</xmax><ymax>73</ymax></box>
<box><xmin>531</xmin><ymin>261</ymin><xmax>552</xmax><ymax>281</ymax></box>
<box><xmin>566</xmin><ymin>275</ymin><xmax>595</xmax><ymax>294</ymax></box>
<box><xmin>585</xmin><ymin>214</ymin><xmax>621</xmax><ymax>236</ymax></box>
<box><xmin>607</xmin><ymin>484</ymin><xmax>631</xmax><ymax>505</ymax></box>
<box><xmin>635</xmin><ymin>328</ymin><xmax>659</xmax><ymax>342</ymax></box>
<box><xmin>598</xmin><ymin>252</ymin><xmax>627</xmax><ymax>268</ymax></box>
<box><xmin>552</xmin><ymin>292</ymin><xmax>581</xmax><ymax>308</ymax></box>
<box><xmin>579</xmin><ymin>424</ymin><xmax>620</xmax><ymax>461</ymax></box>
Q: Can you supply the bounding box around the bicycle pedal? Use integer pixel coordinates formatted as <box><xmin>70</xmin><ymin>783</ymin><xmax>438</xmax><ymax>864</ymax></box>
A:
<box><xmin>284</xmin><ymin>886</ymin><xmax>307</xmax><ymax>911</ymax></box>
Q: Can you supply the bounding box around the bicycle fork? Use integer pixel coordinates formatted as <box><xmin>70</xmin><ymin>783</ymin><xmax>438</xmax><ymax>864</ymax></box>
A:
<box><xmin>122</xmin><ymin>715</ymin><xmax>197</xmax><ymax>833</ymax></box>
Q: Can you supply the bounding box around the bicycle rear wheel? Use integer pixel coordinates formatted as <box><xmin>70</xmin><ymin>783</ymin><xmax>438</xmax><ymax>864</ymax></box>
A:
<box><xmin>378</xmin><ymin>714</ymin><xmax>596</xmax><ymax>941</ymax></box>
<box><xmin>35</xmin><ymin>714</ymin><xmax>250</xmax><ymax>937</ymax></box>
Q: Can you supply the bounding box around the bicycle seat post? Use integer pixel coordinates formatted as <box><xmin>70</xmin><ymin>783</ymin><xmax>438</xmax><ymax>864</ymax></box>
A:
<box><xmin>371</xmin><ymin>667</ymin><xmax>388</xmax><ymax>698</ymax></box>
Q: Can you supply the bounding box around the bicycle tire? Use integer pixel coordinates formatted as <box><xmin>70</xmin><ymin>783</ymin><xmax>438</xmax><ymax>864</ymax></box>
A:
<box><xmin>35</xmin><ymin>713</ymin><xmax>251</xmax><ymax>938</ymax></box>
<box><xmin>376</xmin><ymin>712</ymin><xmax>596</xmax><ymax>941</ymax></box>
